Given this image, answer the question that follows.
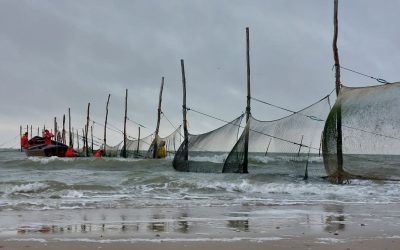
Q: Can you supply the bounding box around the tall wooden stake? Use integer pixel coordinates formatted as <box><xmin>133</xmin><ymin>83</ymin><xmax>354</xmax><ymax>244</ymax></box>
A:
<box><xmin>153</xmin><ymin>77</ymin><xmax>165</xmax><ymax>158</ymax></box>
<box><xmin>333</xmin><ymin>0</ymin><xmax>344</xmax><ymax>183</ymax></box>
<box><xmin>333</xmin><ymin>0</ymin><xmax>341</xmax><ymax>96</ymax></box>
<box><xmin>54</xmin><ymin>117</ymin><xmax>57</xmax><ymax>142</ymax></box>
<box><xmin>181</xmin><ymin>59</ymin><xmax>189</xmax><ymax>161</ymax></box>
<box><xmin>104</xmin><ymin>94</ymin><xmax>111</xmax><ymax>155</ymax></box>
<box><xmin>61</xmin><ymin>114</ymin><xmax>65</xmax><ymax>144</ymax></box>
<box><xmin>30</xmin><ymin>125</ymin><xmax>32</xmax><ymax>140</ymax></box>
<box><xmin>122</xmin><ymin>89</ymin><xmax>128</xmax><ymax>158</ymax></box>
<box><xmin>91</xmin><ymin>123</ymin><xmax>93</xmax><ymax>154</ymax></box>
<box><xmin>19</xmin><ymin>125</ymin><xmax>22</xmax><ymax>152</ymax></box>
<box><xmin>137</xmin><ymin>126</ymin><xmax>141</xmax><ymax>155</ymax></box>
<box><xmin>85</xmin><ymin>103</ymin><xmax>90</xmax><ymax>157</ymax></box>
<box><xmin>76</xmin><ymin>129</ymin><xmax>79</xmax><ymax>150</ymax></box>
<box><xmin>68</xmin><ymin>108</ymin><xmax>72</xmax><ymax>147</ymax></box>
<box><xmin>242</xmin><ymin>27</ymin><xmax>251</xmax><ymax>174</ymax></box>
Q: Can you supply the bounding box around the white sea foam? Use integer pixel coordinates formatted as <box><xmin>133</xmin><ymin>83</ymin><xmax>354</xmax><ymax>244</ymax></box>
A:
<box><xmin>189</xmin><ymin>154</ymin><xmax>227</xmax><ymax>163</ymax></box>
<box><xmin>103</xmin><ymin>157</ymin><xmax>142</xmax><ymax>162</ymax></box>
<box><xmin>63</xmin><ymin>190</ymin><xmax>84</xmax><ymax>198</ymax></box>
<box><xmin>315</xmin><ymin>237</ymin><xmax>346</xmax><ymax>244</ymax></box>
<box><xmin>5</xmin><ymin>182</ymin><xmax>49</xmax><ymax>195</ymax></box>
<box><xmin>5</xmin><ymin>238</ymin><xmax>47</xmax><ymax>243</ymax></box>
<box><xmin>251</xmin><ymin>155</ymin><xmax>323</xmax><ymax>163</ymax></box>
<box><xmin>28</xmin><ymin>156</ymin><xmax>73</xmax><ymax>164</ymax></box>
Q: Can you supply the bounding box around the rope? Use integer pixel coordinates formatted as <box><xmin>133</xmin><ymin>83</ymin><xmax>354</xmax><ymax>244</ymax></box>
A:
<box><xmin>161</xmin><ymin>111</ymin><xmax>177</xmax><ymax>131</ymax></box>
<box><xmin>161</xmin><ymin>112</ymin><xmax>184</xmax><ymax>139</ymax></box>
<box><xmin>337</xmin><ymin>65</ymin><xmax>389</xmax><ymax>84</ymax></box>
<box><xmin>250</xmin><ymin>90</ymin><xmax>335</xmax><ymax>122</ymax></box>
<box><xmin>342</xmin><ymin>125</ymin><xmax>400</xmax><ymax>141</ymax></box>
<box><xmin>91</xmin><ymin>120</ymin><xmax>123</xmax><ymax>134</ymax></box>
<box><xmin>127</xmin><ymin>117</ymin><xmax>147</xmax><ymax>129</ymax></box>
<box><xmin>186</xmin><ymin>107</ymin><xmax>237</xmax><ymax>125</ymax></box>
<box><xmin>186</xmin><ymin>106</ymin><xmax>320</xmax><ymax>151</ymax></box>
<box><xmin>0</xmin><ymin>134</ymin><xmax>20</xmax><ymax>148</ymax></box>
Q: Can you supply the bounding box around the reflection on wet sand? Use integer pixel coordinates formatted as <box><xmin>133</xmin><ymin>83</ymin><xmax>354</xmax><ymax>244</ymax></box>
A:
<box><xmin>324</xmin><ymin>204</ymin><xmax>346</xmax><ymax>233</ymax></box>
<box><xmin>227</xmin><ymin>220</ymin><xmax>249</xmax><ymax>232</ymax></box>
<box><xmin>175</xmin><ymin>220</ymin><xmax>189</xmax><ymax>233</ymax></box>
<box><xmin>149</xmin><ymin>214</ymin><xmax>166</xmax><ymax>232</ymax></box>
<box><xmin>16</xmin><ymin>211</ymin><xmax>253</xmax><ymax>236</ymax></box>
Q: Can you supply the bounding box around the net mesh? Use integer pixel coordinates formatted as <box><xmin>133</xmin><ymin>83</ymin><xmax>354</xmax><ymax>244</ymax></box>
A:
<box><xmin>322</xmin><ymin>82</ymin><xmax>400</xmax><ymax>181</ymax></box>
<box><xmin>173</xmin><ymin>115</ymin><xmax>244</xmax><ymax>172</ymax></box>
<box><xmin>104</xmin><ymin>142</ymin><xmax>122</xmax><ymax>157</ymax></box>
<box><xmin>124</xmin><ymin>133</ymin><xmax>154</xmax><ymax>158</ymax></box>
<box><xmin>223</xmin><ymin>96</ymin><xmax>331</xmax><ymax>175</ymax></box>
<box><xmin>146</xmin><ymin>125</ymin><xmax>182</xmax><ymax>158</ymax></box>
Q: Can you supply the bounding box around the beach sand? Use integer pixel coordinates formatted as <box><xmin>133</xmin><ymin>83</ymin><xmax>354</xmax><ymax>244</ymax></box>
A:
<box><xmin>1</xmin><ymin>238</ymin><xmax>400</xmax><ymax>250</ymax></box>
<box><xmin>1</xmin><ymin>203</ymin><xmax>400</xmax><ymax>249</ymax></box>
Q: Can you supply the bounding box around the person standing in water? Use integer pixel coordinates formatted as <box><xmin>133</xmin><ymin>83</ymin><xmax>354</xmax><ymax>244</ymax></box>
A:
<box><xmin>43</xmin><ymin>129</ymin><xmax>54</xmax><ymax>145</ymax></box>
<box><xmin>20</xmin><ymin>132</ymin><xmax>29</xmax><ymax>149</ymax></box>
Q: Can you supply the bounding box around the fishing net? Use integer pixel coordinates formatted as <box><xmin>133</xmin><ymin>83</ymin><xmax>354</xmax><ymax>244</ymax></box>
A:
<box><xmin>223</xmin><ymin>95</ymin><xmax>332</xmax><ymax>175</ymax></box>
<box><xmin>104</xmin><ymin>142</ymin><xmax>122</xmax><ymax>157</ymax></box>
<box><xmin>123</xmin><ymin>133</ymin><xmax>154</xmax><ymax>158</ymax></box>
<box><xmin>322</xmin><ymin>83</ymin><xmax>400</xmax><ymax>181</ymax></box>
<box><xmin>146</xmin><ymin>125</ymin><xmax>182</xmax><ymax>158</ymax></box>
<box><xmin>173</xmin><ymin>115</ymin><xmax>244</xmax><ymax>172</ymax></box>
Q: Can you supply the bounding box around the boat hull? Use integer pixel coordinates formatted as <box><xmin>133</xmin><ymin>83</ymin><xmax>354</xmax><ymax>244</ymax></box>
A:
<box><xmin>25</xmin><ymin>137</ymin><xmax>68</xmax><ymax>157</ymax></box>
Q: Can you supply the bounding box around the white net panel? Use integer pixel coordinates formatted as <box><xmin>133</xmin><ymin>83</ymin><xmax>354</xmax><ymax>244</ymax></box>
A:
<box><xmin>173</xmin><ymin>115</ymin><xmax>244</xmax><ymax>172</ymax></box>
<box><xmin>323</xmin><ymin>82</ymin><xmax>400</xmax><ymax>180</ymax></box>
<box><xmin>223</xmin><ymin>95</ymin><xmax>331</xmax><ymax>174</ymax></box>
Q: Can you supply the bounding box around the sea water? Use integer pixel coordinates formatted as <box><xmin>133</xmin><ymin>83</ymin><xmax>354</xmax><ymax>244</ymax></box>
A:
<box><xmin>0</xmin><ymin>149</ymin><xmax>399</xmax><ymax>241</ymax></box>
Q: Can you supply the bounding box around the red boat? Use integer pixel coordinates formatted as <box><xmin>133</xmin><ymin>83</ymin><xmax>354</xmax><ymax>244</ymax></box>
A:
<box><xmin>24</xmin><ymin>136</ymin><xmax>68</xmax><ymax>157</ymax></box>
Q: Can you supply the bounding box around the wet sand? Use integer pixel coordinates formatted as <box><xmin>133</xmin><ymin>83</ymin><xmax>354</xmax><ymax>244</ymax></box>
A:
<box><xmin>1</xmin><ymin>203</ymin><xmax>400</xmax><ymax>249</ymax></box>
<box><xmin>1</xmin><ymin>238</ymin><xmax>400</xmax><ymax>250</ymax></box>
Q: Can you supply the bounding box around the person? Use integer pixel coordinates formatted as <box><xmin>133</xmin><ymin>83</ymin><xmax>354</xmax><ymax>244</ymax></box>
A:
<box><xmin>95</xmin><ymin>149</ymin><xmax>103</xmax><ymax>158</ymax></box>
<box><xmin>20</xmin><ymin>132</ymin><xmax>29</xmax><ymax>149</ymax></box>
<box><xmin>65</xmin><ymin>147</ymin><xmax>78</xmax><ymax>157</ymax></box>
<box><xmin>43</xmin><ymin>129</ymin><xmax>54</xmax><ymax>145</ymax></box>
<box><xmin>157</xmin><ymin>141</ymin><xmax>167</xmax><ymax>158</ymax></box>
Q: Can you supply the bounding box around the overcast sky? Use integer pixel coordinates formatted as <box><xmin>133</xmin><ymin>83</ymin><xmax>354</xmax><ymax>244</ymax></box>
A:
<box><xmin>0</xmin><ymin>0</ymin><xmax>399</xmax><ymax>148</ymax></box>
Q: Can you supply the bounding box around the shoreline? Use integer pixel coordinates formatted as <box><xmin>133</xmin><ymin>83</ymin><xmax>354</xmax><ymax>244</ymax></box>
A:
<box><xmin>2</xmin><ymin>235</ymin><xmax>400</xmax><ymax>250</ymax></box>
<box><xmin>1</xmin><ymin>203</ymin><xmax>400</xmax><ymax>249</ymax></box>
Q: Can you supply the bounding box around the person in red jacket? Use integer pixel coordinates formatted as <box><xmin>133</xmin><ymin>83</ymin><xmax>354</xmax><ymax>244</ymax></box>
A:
<box><xmin>65</xmin><ymin>147</ymin><xmax>78</xmax><ymax>157</ymax></box>
<box><xmin>95</xmin><ymin>149</ymin><xmax>103</xmax><ymax>158</ymax></box>
<box><xmin>43</xmin><ymin>130</ymin><xmax>54</xmax><ymax>145</ymax></box>
<box><xmin>20</xmin><ymin>132</ymin><xmax>29</xmax><ymax>149</ymax></box>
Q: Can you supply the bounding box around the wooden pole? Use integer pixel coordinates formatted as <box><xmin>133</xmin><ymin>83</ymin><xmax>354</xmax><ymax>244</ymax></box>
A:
<box><xmin>123</xmin><ymin>89</ymin><xmax>128</xmax><ymax>158</ymax></box>
<box><xmin>264</xmin><ymin>138</ymin><xmax>272</xmax><ymax>156</ymax></box>
<box><xmin>333</xmin><ymin>0</ymin><xmax>341</xmax><ymax>96</ymax></box>
<box><xmin>181</xmin><ymin>59</ymin><xmax>189</xmax><ymax>161</ymax></box>
<box><xmin>82</xmin><ymin>128</ymin><xmax>85</xmax><ymax>151</ymax></box>
<box><xmin>137</xmin><ymin>126</ymin><xmax>141</xmax><ymax>155</ymax></box>
<box><xmin>242</xmin><ymin>27</ymin><xmax>251</xmax><ymax>174</ymax></box>
<box><xmin>104</xmin><ymin>94</ymin><xmax>111</xmax><ymax>155</ymax></box>
<box><xmin>62</xmin><ymin>114</ymin><xmax>66</xmax><ymax>144</ymax></box>
<box><xmin>297</xmin><ymin>135</ymin><xmax>304</xmax><ymax>157</ymax></box>
<box><xmin>85</xmin><ymin>103</ymin><xmax>90</xmax><ymax>157</ymax></box>
<box><xmin>37</xmin><ymin>126</ymin><xmax>39</xmax><ymax>136</ymax></box>
<box><xmin>20</xmin><ymin>125</ymin><xmax>22</xmax><ymax>152</ymax></box>
<box><xmin>30</xmin><ymin>125</ymin><xmax>32</xmax><ymax>140</ymax></box>
<box><xmin>153</xmin><ymin>77</ymin><xmax>165</xmax><ymax>158</ymax></box>
<box><xmin>76</xmin><ymin>129</ymin><xmax>79</xmax><ymax>150</ymax></box>
<box><xmin>333</xmin><ymin>0</ymin><xmax>344</xmax><ymax>183</ymax></box>
<box><xmin>69</xmin><ymin>108</ymin><xmax>72</xmax><ymax>147</ymax></box>
<box><xmin>54</xmin><ymin>117</ymin><xmax>57</xmax><ymax>142</ymax></box>
<box><xmin>91</xmin><ymin>123</ymin><xmax>93</xmax><ymax>155</ymax></box>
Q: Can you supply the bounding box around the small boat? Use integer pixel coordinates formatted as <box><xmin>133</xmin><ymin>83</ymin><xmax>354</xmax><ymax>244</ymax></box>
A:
<box><xmin>24</xmin><ymin>136</ymin><xmax>68</xmax><ymax>157</ymax></box>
